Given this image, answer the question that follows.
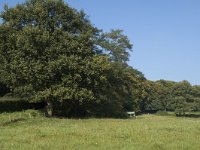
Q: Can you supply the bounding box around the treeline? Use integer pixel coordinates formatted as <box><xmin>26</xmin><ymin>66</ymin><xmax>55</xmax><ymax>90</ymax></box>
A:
<box><xmin>0</xmin><ymin>0</ymin><xmax>200</xmax><ymax>117</ymax></box>
<box><xmin>142</xmin><ymin>80</ymin><xmax>200</xmax><ymax>114</ymax></box>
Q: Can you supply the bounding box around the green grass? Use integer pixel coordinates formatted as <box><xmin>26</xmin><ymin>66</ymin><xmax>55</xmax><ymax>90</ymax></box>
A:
<box><xmin>185</xmin><ymin>111</ymin><xmax>200</xmax><ymax>115</ymax></box>
<box><xmin>0</xmin><ymin>110</ymin><xmax>200</xmax><ymax>150</ymax></box>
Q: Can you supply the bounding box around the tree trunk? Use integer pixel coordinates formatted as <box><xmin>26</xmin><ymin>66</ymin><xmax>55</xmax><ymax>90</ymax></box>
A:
<box><xmin>47</xmin><ymin>101</ymin><xmax>53</xmax><ymax>117</ymax></box>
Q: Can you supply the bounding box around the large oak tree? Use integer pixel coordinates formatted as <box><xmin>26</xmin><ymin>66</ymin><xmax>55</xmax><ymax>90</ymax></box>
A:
<box><xmin>0</xmin><ymin>0</ymin><xmax>134</xmax><ymax>117</ymax></box>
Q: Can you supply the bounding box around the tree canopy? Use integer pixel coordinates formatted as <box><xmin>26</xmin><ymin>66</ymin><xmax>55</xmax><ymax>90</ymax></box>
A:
<box><xmin>0</xmin><ymin>0</ymin><xmax>136</xmax><ymax>117</ymax></box>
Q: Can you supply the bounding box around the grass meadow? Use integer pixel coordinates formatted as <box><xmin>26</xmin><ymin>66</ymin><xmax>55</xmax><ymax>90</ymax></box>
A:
<box><xmin>0</xmin><ymin>110</ymin><xmax>200</xmax><ymax>150</ymax></box>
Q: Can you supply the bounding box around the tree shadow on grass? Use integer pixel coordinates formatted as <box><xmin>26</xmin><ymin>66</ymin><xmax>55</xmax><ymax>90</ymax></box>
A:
<box><xmin>176</xmin><ymin>114</ymin><xmax>200</xmax><ymax>118</ymax></box>
<box><xmin>1</xmin><ymin>118</ymin><xmax>27</xmax><ymax>126</ymax></box>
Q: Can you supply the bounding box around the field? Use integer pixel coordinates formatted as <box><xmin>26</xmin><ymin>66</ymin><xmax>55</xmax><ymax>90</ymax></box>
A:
<box><xmin>0</xmin><ymin>110</ymin><xmax>200</xmax><ymax>150</ymax></box>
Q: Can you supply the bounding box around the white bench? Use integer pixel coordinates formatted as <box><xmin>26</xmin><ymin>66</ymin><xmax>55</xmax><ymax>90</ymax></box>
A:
<box><xmin>127</xmin><ymin>111</ymin><xmax>136</xmax><ymax>118</ymax></box>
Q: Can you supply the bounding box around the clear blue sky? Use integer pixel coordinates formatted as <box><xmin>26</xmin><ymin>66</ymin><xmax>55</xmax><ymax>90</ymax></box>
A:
<box><xmin>1</xmin><ymin>0</ymin><xmax>200</xmax><ymax>85</ymax></box>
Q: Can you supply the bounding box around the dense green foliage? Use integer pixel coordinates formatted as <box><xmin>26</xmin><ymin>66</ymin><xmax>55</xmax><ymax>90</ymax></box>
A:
<box><xmin>0</xmin><ymin>0</ymin><xmax>200</xmax><ymax>117</ymax></box>
<box><xmin>145</xmin><ymin>80</ymin><xmax>200</xmax><ymax>114</ymax></box>
<box><xmin>1</xmin><ymin>111</ymin><xmax>200</xmax><ymax>150</ymax></box>
<box><xmin>0</xmin><ymin>0</ymin><xmax>136</xmax><ymax>117</ymax></box>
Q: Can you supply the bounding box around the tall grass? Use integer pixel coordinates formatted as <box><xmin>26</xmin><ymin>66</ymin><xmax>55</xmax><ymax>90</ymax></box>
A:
<box><xmin>0</xmin><ymin>110</ymin><xmax>200</xmax><ymax>150</ymax></box>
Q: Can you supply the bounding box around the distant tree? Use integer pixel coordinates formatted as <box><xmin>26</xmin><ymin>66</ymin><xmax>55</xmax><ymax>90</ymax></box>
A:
<box><xmin>173</xmin><ymin>81</ymin><xmax>192</xmax><ymax>100</ymax></box>
<box><xmin>156</xmin><ymin>80</ymin><xmax>175</xmax><ymax>111</ymax></box>
<box><xmin>191</xmin><ymin>85</ymin><xmax>200</xmax><ymax>97</ymax></box>
<box><xmin>174</xmin><ymin>96</ymin><xmax>188</xmax><ymax>115</ymax></box>
<box><xmin>189</xmin><ymin>85</ymin><xmax>200</xmax><ymax>111</ymax></box>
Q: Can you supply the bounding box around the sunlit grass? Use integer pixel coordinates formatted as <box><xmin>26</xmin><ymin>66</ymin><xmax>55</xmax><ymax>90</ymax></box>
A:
<box><xmin>0</xmin><ymin>110</ymin><xmax>200</xmax><ymax>150</ymax></box>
